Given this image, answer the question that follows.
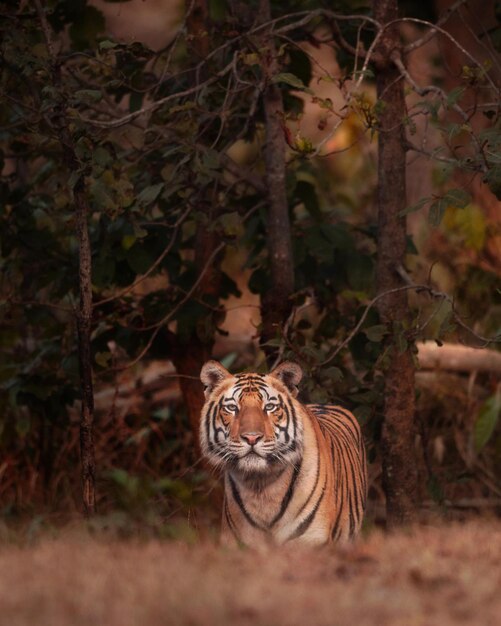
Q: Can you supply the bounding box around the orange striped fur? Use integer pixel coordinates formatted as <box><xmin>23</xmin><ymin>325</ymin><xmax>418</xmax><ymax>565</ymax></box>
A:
<box><xmin>200</xmin><ymin>361</ymin><xmax>367</xmax><ymax>546</ymax></box>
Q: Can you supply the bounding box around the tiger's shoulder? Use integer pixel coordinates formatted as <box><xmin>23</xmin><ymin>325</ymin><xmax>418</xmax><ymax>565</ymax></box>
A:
<box><xmin>306</xmin><ymin>403</ymin><xmax>363</xmax><ymax>446</ymax></box>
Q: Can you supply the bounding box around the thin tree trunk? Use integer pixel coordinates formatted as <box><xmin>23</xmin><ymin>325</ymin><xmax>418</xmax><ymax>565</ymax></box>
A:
<box><xmin>74</xmin><ymin>180</ymin><xmax>96</xmax><ymax>515</ymax></box>
<box><xmin>373</xmin><ymin>0</ymin><xmax>418</xmax><ymax>527</ymax></box>
<box><xmin>35</xmin><ymin>0</ymin><xmax>96</xmax><ymax>515</ymax></box>
<box><xmin>167</xmin><ymin>0</ymin><xmax>222</xmax><ymax>451</ymax></box>
<box><xmin>258</xmin><ymin>0</ymin><xmax>295</xmax><ymax>366</ymax></box>
<box><xmin>169</xmin><ymin>224</ymin><xmax>223</xmax><ymax>451</ymax></box>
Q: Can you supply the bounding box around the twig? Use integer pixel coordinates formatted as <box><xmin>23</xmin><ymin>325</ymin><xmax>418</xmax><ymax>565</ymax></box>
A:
<box><xmin>404</xmin><ymin>140</ymin><xmax>470</xmax><ymax>167</ymax></box>
<box><xmin>80</xmin><ymin>58</ymin><xmax>237</xmax><ymax>129</ymax></box>
<box><xmin>392</xmin><ymin>52</ymin><xmax>489</xmax><ymax>173</ymax></box>
<box><xmin>394</xmin><ymin>16</ymin><xmax>499</xmax><ymax>94</ymax></box>
<box><xmin>271</xmin><ymin>295</ymin><xmax>316</xmax><ymax>370</ymax></box>
<box><xmin>403</xmin><ymin>0</ymin><xmax>468</xmax><ymax>54</ymax></box>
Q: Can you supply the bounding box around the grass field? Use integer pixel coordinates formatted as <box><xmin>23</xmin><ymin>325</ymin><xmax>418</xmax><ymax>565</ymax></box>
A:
<box><xmin>0</xmin><ymin>520</ymin><xmax>499</xmax><ymax>626</ymax></box>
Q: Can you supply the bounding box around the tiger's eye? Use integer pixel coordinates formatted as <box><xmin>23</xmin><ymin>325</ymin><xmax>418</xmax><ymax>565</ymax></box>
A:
<box><xmin>265</xmin><ymin>403</ymin><xmax>278</xmax><ymax>412</ymax></box>
<box><xmin>225</xmin><ymin>404</ymin><xmax>238</xmax><ymax>413</ymax></box>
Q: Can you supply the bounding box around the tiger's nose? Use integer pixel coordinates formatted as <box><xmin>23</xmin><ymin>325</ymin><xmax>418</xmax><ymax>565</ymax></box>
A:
<box><xmin>241</xmin><ymin>432</ymin><xmax>263</xmax><ymax>446</ymax></box>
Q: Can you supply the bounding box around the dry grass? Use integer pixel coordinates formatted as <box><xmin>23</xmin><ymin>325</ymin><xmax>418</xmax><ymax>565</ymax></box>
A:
<box><xmin>0</xmin><ymin>520</ymin><xmax>499</xmax><ymax>626</ymax></box>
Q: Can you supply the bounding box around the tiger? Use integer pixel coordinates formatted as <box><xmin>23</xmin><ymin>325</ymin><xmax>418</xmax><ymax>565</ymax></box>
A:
<box><xmin>200</xmin><ymin>360</ymin><xmax>368</xmax><ymax>546</ymax></box>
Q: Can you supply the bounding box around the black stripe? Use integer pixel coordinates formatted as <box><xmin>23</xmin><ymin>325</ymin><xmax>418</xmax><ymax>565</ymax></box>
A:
<box><xmin>235</xmin><ymin>374</ymin><xmax>264</xmax><ymax>379</ymax></box>
<box><xmin>224</xmin><ymin>500</ymin><xmax>242</xmax><ymax>543</ymax></box>
<box><xmin>295</xmin><ymin>445</ymin><xmax>321</xmax><ymax>518</ymax></box>
<box><xmin>347</xmin><ymin>446</ymin><xmax>362</xmax><ymax>519</ymax></box>
<box><xmin>278</xmin><ymin>398</ymin><xmax>291</xmax><ymax>442</ymax></box>
<box><xmin>205</xmin><ymin>401</ymin><xmax>215</xmax><ymax>450</ymax></box>
<box><xmin>346</xmin><ymin>469</ymin><xmax>357</xmax><ymax>534</ymax></box>
<box><xmin>213</xmin><ymin>398</ymin><xmax>226</xmax><ymax>443</ymax></box>
<box><xmin>287</xmin><ymin>487</ymin><xmax>326</xmax><ymax>542</ymax></box>
<box><xmin>269</xmin><ymin>461</ymin><xmax>302</xmax><ymax>528</ymax></box>
<box><xmin>331</xmin><ymin>483</ymin><xmax>344</xmax><ymax>541</ymax></box>
<box><xmin>228</xmin><ymin>474</ymin><xmax>264</xmax><ymax>530</ymax></box>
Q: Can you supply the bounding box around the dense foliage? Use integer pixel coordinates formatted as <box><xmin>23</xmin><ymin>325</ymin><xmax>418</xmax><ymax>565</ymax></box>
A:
<box><xmin>0</xmin><ymin>0</ymin><xmax>499</xmax><ymax>523</ymax></box>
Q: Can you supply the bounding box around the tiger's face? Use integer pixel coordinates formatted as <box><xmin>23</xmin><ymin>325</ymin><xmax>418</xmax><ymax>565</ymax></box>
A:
<box><xmin>200</xmin><ymin>361</ymin><xmax>304</xmax><ymax>476</ymax></box>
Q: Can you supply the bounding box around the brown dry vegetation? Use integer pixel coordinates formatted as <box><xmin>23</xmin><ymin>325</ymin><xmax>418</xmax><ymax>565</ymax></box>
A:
<box><xmin>0</xmin><ymin>520</ymin><xmax>499</xmax><ymax>626</ymax></box>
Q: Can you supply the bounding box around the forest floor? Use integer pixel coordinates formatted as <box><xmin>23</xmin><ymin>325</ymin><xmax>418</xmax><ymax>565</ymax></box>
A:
<box><xmin>0</xmin><ymin>519</ymin><xmax>499</xmax><ymax>626</ymax></box>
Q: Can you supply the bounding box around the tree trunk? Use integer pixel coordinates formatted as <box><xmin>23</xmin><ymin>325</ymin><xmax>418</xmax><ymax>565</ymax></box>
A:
<box><xmin>167</xmin><ymin>0</ymin><xmax>222</xmax><ymax>452</ymax></box>
<box><xmin>258</xmin><ymin>0</ymin><xmax>295</xmax><ymax>366</ymax></box>
<box><xmin>373</xmin><ymin>0</ymin><xmax>418</xmax><ymax>527</ymax></box>
<box><xmin>169</xmin><ymin>224</ymin><xmax>223</xmax><ymax>452</ymax></box>
<box><xmin>34</xmin><ymin>0</ymin><xmax>96</xmax><ymax>515</ymax></box>
<box><xmin>74</xmin><ymin>179</ymin><xmax>96</xmax><ymax>516</ymax></box>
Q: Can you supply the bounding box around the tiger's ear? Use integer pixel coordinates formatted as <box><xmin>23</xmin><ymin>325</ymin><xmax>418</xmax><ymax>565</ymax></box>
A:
<box><xmin>200</xmin><ymin>360</ymin><xmax>231</xmax><ymax>397</ymax></box>
<box><xmin>269</xmin><ymin>362</ymin><xmax>302</xmax><ymax>397</ymax></box>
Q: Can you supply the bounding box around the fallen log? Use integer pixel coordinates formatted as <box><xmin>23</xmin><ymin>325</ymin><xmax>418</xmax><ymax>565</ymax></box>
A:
<box><xmin>417</xmin><ymin>341</ymin><xmax>501</xmax><ymax>374</ymax></box>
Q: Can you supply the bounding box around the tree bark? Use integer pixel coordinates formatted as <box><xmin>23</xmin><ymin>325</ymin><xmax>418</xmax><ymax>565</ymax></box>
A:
<box><xmin>74</xmin><ymin>180</ymin><xmax>96</xmax><ymax>515</ymax></box>
<box><xmin>169</xmin><ymin>224</ymin><xmax>223</xmax><ymax>452</ymax></box>
<box><xmin>34</xmin><ymin>0</ymin><xmax>96</xmax><ymax>515</ymax></box>
<box><xmin>167</xmin><ymin>0</ymin><xmax>222</xmax><ymax>452</ymax></box>
<box><xmin>373</xmin><ymin>0</ymin><xmax>418</xmax><ymax>527</ymax></box>
<box><xmin>258</xmin><ymin>0</ymin><xmax>295</xmax><ymax>366</ymax></box>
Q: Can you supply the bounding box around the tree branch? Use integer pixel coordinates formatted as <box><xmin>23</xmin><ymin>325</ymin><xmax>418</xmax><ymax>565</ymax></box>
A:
<box><xmin>403</xmin><ymin>0</ymin><xmax>468</xmax><ymax>54</ymax></box>
<box><xmin>321</xmin><ymin>283</ymin><xmax>501</xmax><ymax>368</ymax></box>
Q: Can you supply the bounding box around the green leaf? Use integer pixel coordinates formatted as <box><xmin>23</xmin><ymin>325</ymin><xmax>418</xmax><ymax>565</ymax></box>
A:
<box><xmin>446</xmin><ymin>87</ymin><xmax>465</xmax><ymax>107</ymax></box>
<box><xmin>443</xmin><ymin>187</ymin><xmax>471</xmax><ymax>209</ymax></box>
<box><xmin>219</xmin><ymin>211</ymin><xmax>242</xmax><ymax>237</ymax></box>
<box><xmin>322</xmin><ymin>366</ymin><xmax>343</xmax><ymax>382</ymax></box>
<box><xmin>428</xmin><ymin>197</ymin><xmax>448</xmax><ymax>227</ymax></box>
<box><xmin>399</xmin><ymin>196</ymin><xmax>430</xmax><ymax>217</ymax></box>
<box><xmin>273</xmin><ymin>72</ymin><xmax>312</xmax><ymax>93</ymax></box>
<box><xmin>95</xmin><ymin>351</ymin><xmax>112</xmax><ymax>368</ymax></box>
<box><xmin>351</xmin><ymin>68</ymin><xmax>375</xmax><ymax>80</ymax></box>
<box><xmin>134</xmin><ymin>226</ymin><xmax>148</xmax><ymax>239</ymax></box>
<box><xmin>121</xmin><ymin>235</ymin><xmax>136</xmax><ymax>250</ymax></box>
<box><xmin>364</xmin><ymin>324</ymin><xmax>388</xmax><ymax>342</ymax></box>
<box><xmin>242</xmin><ymin>52</ymin><xmax>260</xmax><ymax>66</ymax></box>
<box><xmin>353</xmin><ymin>405</ymin><xmax>372</xmax><ymax>424</ymax></box>
<box><xmin>220</xmin><ymin>352</ymin><xmax>238</xmax><ymax>369</ymax></box>
<box><xmin>99</xmin><ymin>40</ymin><xmax>118</xmax><ymax>50</ymax></box>
<box><xmin>260</xmin><ymin>338</ymin><xmax>283</xmax><ymax>348</ymax></box>
<box><xmin>137</xmin><ymin>183</ymin><xmax>164</xmax><ymax>206</ymax></box>
<box><xmin>437</xmin><ymin>310</ymin><xmax>456</xmax><ymax>339</ymax></box>
<box><xmin>201</xmin><ymin>148</ymin><xmax>220</xmax><ymax>170</ymax></box>
<box><xmin>474</xmin><ymin>392</ymin><xmax>501</xmax><ymax>451</ymax></box>
<box><xmin>349</xmin><ymin>390</ymin><xmax>379</xmax><ymax>403</ymax></box>
<box><xmin>74</xmin><ymin>89</ymin><xmax>102</xmax><ymax>103</ymax></box>
<box><xmin>93</xmin><ymin>146</ymin><xmax>113</xmax><ymax>168</ymax></box>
